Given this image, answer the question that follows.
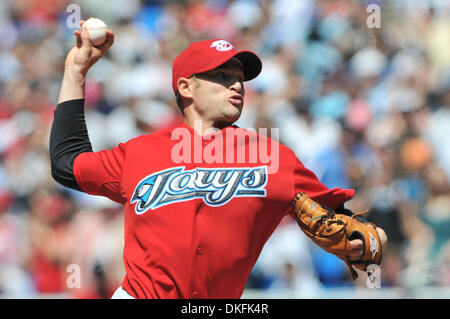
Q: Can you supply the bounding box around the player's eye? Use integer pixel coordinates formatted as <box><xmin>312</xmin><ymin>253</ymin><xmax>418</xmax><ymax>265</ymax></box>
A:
<box><xmin>217</xmin><ymin>72</ymin><xmax>228</xmax><ymax>80</ymax></box>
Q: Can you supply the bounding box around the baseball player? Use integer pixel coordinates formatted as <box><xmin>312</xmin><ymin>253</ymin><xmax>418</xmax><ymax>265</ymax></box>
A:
<box><xmin>50</xmin><ymin>21</ymin><xmax>387</xmax><ymax>299</ymax></box>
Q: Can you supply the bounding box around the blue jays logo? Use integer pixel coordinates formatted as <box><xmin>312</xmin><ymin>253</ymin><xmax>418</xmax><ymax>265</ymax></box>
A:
<box><xmin>131</xmin><ymin>166</ymin><xmax>268</xmax><ymax>214</ymax></box>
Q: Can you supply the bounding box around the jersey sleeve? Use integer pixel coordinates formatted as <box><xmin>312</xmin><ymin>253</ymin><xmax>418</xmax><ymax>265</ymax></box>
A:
<box><xmin>292</xmin><ymin>156</ymin><xmax>355</xmax><ymax>210</ymax></box>
<box><xmin>73</xmin><ymin>143</ymin><xmax>127</xmax><ymax>204</ymax></box>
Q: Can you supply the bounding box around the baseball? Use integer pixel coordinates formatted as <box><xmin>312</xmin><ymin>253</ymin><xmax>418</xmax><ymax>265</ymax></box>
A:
<box><xmin>83</xmin><ymin>17</ymin><xmax>107</xmax><ymax>47</ymax></box>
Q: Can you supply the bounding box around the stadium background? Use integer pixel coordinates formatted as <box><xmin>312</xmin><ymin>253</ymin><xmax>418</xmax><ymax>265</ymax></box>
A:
<box><xmin>0</xmin><ymin>0</ymin><xmax>449</xmax><ymax>298</ymax></box>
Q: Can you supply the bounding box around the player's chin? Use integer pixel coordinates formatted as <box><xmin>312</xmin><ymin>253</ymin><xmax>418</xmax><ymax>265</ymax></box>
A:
<box><xmin>228</xmin><ymin>100</ymin><xmax>243</xmax><ymax>113</ymax></box>
<box><xmin>230</xmin><ymin>103</ymin><xmax>243</xmax><ymax>115</ymax></box>
<box><xmin>221</xmin><ymin>107</ymin><xmax>242</xmax><ymax>124</ymax></box>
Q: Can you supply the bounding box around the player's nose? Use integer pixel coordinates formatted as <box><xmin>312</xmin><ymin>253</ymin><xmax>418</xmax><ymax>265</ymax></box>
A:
<box><xmin>229</xmin><ymin>77</ymin><xmax>244</xmax><ymax>96</ymax></box>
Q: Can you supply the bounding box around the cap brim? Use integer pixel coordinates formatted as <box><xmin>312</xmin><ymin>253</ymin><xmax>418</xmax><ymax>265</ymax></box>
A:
<box><xmin>233</xmin><ymin>51</ymin><xmax>262</xmax><ymax>81</ymax></box>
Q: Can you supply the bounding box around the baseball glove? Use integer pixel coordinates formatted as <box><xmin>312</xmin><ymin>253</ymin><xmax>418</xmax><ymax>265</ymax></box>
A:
<box><xmin>292</xmin><ymin>192</ymin><xmax>383</xmax><ymax>280</ymax></box>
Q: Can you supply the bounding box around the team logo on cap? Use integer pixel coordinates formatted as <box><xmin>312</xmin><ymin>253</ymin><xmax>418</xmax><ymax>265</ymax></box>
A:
<box><xmin>210</xmin><ymin>40</ymin><xmax>233</xmax><ymax>52</ymax></box>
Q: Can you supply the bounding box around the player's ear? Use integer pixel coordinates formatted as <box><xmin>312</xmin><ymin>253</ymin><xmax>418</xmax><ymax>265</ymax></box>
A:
<box><xmin>177</xmin><ymin>77</ymin><xmax>194</xmax><ymax>100</ymax></box>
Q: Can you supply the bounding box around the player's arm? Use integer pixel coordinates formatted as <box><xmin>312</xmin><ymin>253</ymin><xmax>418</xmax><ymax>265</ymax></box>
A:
<box><xmin>50</xmin><ymin>98</ymin><xmax>91</xmax><ymax>190</ymax></box>
<box><xmin>58</xmin><ymin>20</ymin><xmax>114</xmax><ymax>103</ymax></box>
<box><xmin>51</xmin><ymin>21</ymin><xmax>114</xmax><ymax>190</ymax></box>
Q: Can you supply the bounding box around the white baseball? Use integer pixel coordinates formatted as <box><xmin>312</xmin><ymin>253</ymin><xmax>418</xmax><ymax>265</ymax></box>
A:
<box><xmin>83</xmin><ymin>18</ymin><xmax>107</xmax><ymax>47</ymax></box>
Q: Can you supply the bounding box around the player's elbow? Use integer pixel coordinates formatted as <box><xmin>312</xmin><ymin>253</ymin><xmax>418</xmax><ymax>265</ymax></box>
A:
<box><xmin>50</xmin><ymin>153</ymin><xmax>83</xmax><ymax>191</ymax></box>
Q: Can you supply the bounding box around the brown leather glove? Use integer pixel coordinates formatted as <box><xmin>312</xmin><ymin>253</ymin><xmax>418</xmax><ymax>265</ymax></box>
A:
<box><xmin>292</xmin><ymin>192</ymin><xmax>383</xmax><ymax>280</ymax></box>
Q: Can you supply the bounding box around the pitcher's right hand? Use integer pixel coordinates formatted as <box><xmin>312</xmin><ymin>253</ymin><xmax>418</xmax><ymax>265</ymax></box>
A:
<box><xmin>64</xmin><ymin>20</ymin><xmax>114</xmax><ymax>76</ymax></box>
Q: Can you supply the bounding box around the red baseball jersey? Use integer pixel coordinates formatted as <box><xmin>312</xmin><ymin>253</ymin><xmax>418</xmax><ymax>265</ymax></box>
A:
<box><xmin>73</xmin><ymin>123</ymin><xmax>354</xmax><ymax>298</ymax></box>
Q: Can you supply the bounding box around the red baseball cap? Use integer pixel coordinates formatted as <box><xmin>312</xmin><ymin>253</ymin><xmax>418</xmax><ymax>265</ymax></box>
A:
<box><xmin>172</xmin><ymin>39</ymin><xmax>262</xmax><ymax>94</ymax></box>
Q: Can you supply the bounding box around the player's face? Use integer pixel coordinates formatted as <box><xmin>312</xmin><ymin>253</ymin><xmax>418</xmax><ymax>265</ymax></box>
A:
<box><xmin>190</xmin><ymin>59</ymin><xmax>245</xmax><ymax>126</ymax></box>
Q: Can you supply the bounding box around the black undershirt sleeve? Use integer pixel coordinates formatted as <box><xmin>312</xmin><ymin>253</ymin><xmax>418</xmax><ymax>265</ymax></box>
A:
<box><xmin>50</xmin><ymin>98</ymin><xmax>92</xmax><ymax>191</ymax></box>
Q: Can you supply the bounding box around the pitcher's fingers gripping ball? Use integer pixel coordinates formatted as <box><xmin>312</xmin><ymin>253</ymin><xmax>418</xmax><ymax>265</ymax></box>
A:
<box><xmin>292</xmin><ymin>192</ymin><xmax>384</xmax><ymax>280</ymax></box>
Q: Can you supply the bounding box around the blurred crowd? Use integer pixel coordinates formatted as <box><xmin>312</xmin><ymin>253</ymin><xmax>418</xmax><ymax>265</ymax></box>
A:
<box><xmin>0</xmin><ymin>0</ymin><xmax>449</xmax><ymax>298</ymax></box>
